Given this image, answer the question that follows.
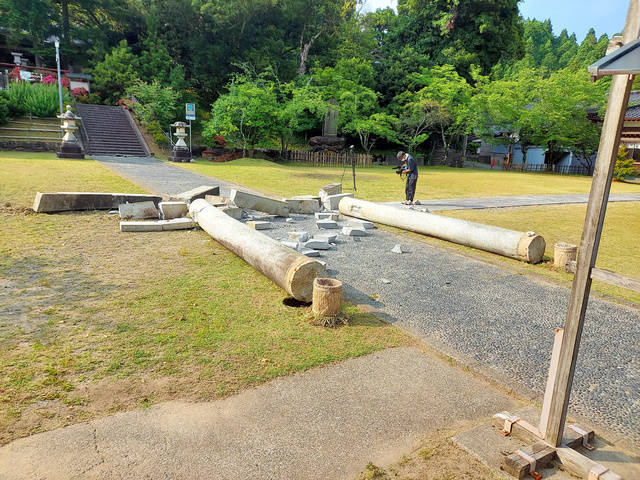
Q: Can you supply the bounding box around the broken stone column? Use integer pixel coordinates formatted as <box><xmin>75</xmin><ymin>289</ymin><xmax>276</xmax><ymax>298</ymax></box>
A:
<box><xmin>339</xmin><ymin>197</ymin><xmax>546</xmax><ymax>264</ymax></box>
<box><xmin>189</xmin><ymin>199</ymin><xmax>325</xmax><ymax>301</ymax></box>
<box><xmin>230</xmin><ymin>189</ymin><xmax>290</xmax><ymax>216</ymax></box>
<box><xmin>554</xmin><ymin>242</ymin><xmax>577</xmax><ymax>267</ymax></box>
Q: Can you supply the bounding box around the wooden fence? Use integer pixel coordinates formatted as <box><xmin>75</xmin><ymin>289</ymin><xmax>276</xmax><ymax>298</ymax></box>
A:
<box><xmin>287</xmin><ymin>150</ymin><xmax>373</xmax><ymax>167</ymax></box>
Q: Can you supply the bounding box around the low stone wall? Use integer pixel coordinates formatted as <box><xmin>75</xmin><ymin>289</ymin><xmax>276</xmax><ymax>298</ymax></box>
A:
<box><xmin>0</xmin><ymin>140</ymin><xmax>59</xmax><ymax>153</ymax></box>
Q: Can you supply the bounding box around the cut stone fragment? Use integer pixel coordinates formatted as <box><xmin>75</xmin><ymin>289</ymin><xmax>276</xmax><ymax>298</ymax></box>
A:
<box><xmin>347</xmin><ymin>219</ymin><xmax>375</xmax><ymax>229</ymax></box>
<box><xmin>33</xmin><ymin>192</ymin><xmax>162</xmax><ymax>213</ymax></box>
<box><xmin>247</xmin><ymin>220</ymin><xmax>272</xmax><ymax>230</ymax></box>
<box><xmin>315</xmin><ymin>233</ymin><xmax>337</xmax><ymax>243</ymax></box>
<box><xmin>284</xmin><ymin>197</ymin><xmax>322</xmax><ymax>214</ymax></box>
<box><xmin>342</xmin><ymin>226</ymin><xmax>368</xmax><ymax>237</ymax></box>
<box><xmin>302</xmin><ymin>239</ymin><xmax>331</xmax><ymax>250</ymax></box>
<box><xmin>204</xmin><ymin>195</ymin><xmax>229</xmax><ymax>207</ymax></box>
<box><xmin>159</xmin><ymin>201</ymin><xmax>188</xmax><ymax>220</ymax></box>
<box><xmin>315</xmin><ymin>212</ymin><xmax>339</xmax><ymax>221</ymax></box>
<box><xmin>220</xmin><ymin>206</ymin><xmax>243</xmax><ymax>220</ymax></box>
<box><xmin>281</xmin><ymin>240</ymin><xmax>299</xmax><ymax>249</ymax></box>
<box><xmin>380</xmin><ymin>278</ymin><xmax>391</xmax><ymax>284</ymax></box>
<box><xmin>230</xmin><ymin>189</ymin><xmax>290</xmax><ymax>216</ymax></box>
<box><xmin>288</xmin><ymin>231</ymin><xmax>309</xmax><ymax>242</ymax></box>
<box><xmin>118</xmin><ymin>201</ymin><xmax>159</xmax><ymax>220</ymax></box>
<box><xmin>159</xmin><ymin>218</ymin><xmax>196</xmax><ymax>231</ymax></box>
<box><xmin>319</xmin><ymin>183</ymin><xmax>342</xmax><ymax>198</ymax></box>
<box><xmin>285</xmin><ymin>218</ymin><xmax>294</xmax><ymax>223</ymax></box>
<box><xmin>120</xmin><ymin>221</ymin><xmax>163</xmax><ymax>232</ymax></box>
<box><xmin>299</xmin><ymin>248</ymin><xmax>321</xmax><ymax>257</ymax></box>
<box><xmin>174</xmin><ymin>186</ymin><xmax>220</xmax><ymax>203</ymax></box>
<box><xmin>316</xmin><ymin>259</ymin><xmax>327</xmax><ymax>267</ymax></box>
<box><xmin>391</xmin><ymin>244</ymin><xmax>404</xmax><ymax>254</ymax></box>
<box><xmin>316</xmin><ymin>220</ymin><xmax>340</xmax><ymax>229</ymax></box>
<box><xmin>322</xmin><ymin>193</ymin><xmax>354</xmax><ymax>211</ymax></box>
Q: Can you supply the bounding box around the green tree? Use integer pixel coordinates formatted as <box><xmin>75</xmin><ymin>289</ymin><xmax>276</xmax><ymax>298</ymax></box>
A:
<box><xmin>126</xmin><ymin>79</ymin><xmax>179</xmax><ymax>127</ymax></box>
<box><xmin>91</xmin><ymin>40</ymin><xmax>140</xmax><ymax>104</ymax></box>
<box><xmin>613</xmin><ymin>145</ymin><xmax>636</xmax><ymax>180</ymax></box>
<box><xmin>277</xmin><ymin>82</ymin><xmax>328</xmax><ymax>152</ymax></box>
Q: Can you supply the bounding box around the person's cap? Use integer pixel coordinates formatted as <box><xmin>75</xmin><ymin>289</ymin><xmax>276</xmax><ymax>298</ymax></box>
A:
<box><xmin>396</xmin><ymin>151</ymin><xmax>405</xmax><ymax>160</ymax></box>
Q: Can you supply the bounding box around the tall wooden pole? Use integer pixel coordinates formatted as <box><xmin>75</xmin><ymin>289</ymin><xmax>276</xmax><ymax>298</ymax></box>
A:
<box><xmin>543</xmin><ymin>0</ymin><xmax>640</xmax><ymax>447</ymax></box>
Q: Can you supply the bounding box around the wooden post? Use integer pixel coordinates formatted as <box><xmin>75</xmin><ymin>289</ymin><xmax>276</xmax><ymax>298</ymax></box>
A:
<box><xmin>543</xmin><ymin>0</ymin><xmax>640</xmax><ymax>447</ymax></box>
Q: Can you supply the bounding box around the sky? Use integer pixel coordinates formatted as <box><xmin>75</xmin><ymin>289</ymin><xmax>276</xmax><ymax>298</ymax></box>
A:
<box><xmin>360</xmin><ymin>0</ymin><xmax>630</xmax><ymax>41</ymax></box>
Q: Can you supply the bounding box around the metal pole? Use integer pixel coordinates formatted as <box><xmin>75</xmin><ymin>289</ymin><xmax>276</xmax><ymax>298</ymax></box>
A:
<box><xmin>54</xmin><ymin>40</ymin><xmax>63</xmax><ymax>116</ymax></box>
<box><xmin>350</xmin><ymin>145</ymin><xmax>356</xmax><ymax>191</ymax></box>
<box><xmin>189</xmin><ymin>119</ymin><xmax>192</xmax><ymax>154</ymax></box>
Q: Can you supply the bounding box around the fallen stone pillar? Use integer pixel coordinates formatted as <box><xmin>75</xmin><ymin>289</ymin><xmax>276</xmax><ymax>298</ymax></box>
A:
<box><xmin>33</xmin><ymin>192</ymin><xmax>162</xmax><ymax>213</ymax></box>
<box><xmin>189</xmin><ymin>199</ymin><xmax>325</xmax><ymax>301</ymax></box>
<box><xmin>339</xmin><ymin>197</ymin><xmax>545</xmax><ymax>263</ymax></box>
<box><xmin>230</xmin><ymin>189</ymin><xmax>290</xmax><ymax>216</ymax></box>
<box><xmin>174</xmin><ymin>186</ymin><xmax>220</xmax><ymax>203</ymax></box>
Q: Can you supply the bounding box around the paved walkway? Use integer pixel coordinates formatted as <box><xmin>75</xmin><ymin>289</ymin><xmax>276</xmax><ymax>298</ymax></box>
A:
<box><xmin>0</xmin><ymin>348</ymin><xmax>518</xmax><ymax>479</ymax></box>
<box><xmin>94</xmin><ymin>156</ymin><xmax>640</xmax><ymax>448</ymax></box>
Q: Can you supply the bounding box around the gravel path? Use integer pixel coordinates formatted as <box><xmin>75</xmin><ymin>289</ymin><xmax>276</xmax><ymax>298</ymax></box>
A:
<box><xmin>94</xmin><ymin>156</ymin><xmax>640</xmax><ymax>448</ymax></box>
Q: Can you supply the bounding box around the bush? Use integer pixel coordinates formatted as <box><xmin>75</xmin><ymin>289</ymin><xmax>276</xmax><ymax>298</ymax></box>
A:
<box><xmin>0</xmin><ymin>90</ymin><xmax>9</xmax><ymax>125</ymax></box>
<box><xmin>7</xmin><ymin>82</ymin><xmax>72</xmax><ymax>117</ymax></box>
<box><xmin>126</xmin><ymin>79</ymin><xmax>179</xmax><ymax>127</ymax></box>
<box><xmin>613</xmin><ymin>145</ymin><xmax>637</xmax><ymax>180</ymax></box>
<box><xmin>142</xmin><ymin>120</ymin><xmax>169</xmax><ymax>147</ymax></box>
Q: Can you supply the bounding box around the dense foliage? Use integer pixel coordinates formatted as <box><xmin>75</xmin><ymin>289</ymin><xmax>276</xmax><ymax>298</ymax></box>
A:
<box><xmin>1</xmin><ymin>0</ymin><xmax>616</xmax><ymax>157</ymax></box>
<box><xmin>6</xmin><ymin>83</ymin><xmax>72</xmax><ymax>117</ymax></box>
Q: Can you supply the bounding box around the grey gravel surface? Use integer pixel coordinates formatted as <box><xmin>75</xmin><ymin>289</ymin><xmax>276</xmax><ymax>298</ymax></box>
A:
<box><xmin>0</xmin><ymin>348</ymin><xmax>518</xmax><ymax>480</ymax></box>
<box><xmin>92</xmin><ymin>156</ymin><xmax>640</xmax><ymax>448</ymax></box>
<box><xmin>259</xmin><ymin>212</ymin><xmax>640</xmax><ymax>448</ymax></box>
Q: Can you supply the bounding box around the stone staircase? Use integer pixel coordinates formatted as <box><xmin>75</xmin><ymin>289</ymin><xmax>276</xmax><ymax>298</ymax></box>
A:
<box><xmin>76</xmin><ymin>104</ymin><xmax>149</xmax><ymax>156</ymax></box>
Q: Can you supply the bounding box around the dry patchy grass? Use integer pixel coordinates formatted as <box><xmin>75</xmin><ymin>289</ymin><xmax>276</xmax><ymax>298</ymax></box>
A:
<box><xmin>0</xmin><ymin>152</ymin><xmax>409</xmax><ymax>444</ymax></box>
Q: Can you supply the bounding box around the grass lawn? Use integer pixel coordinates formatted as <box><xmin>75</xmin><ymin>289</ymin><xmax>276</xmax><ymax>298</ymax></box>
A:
<box><xmin>0</xmin><ymin>152</ymin><xmax>410</xmax><ymax>445</ymax></box>
<box><xmin>179</xmin><ymin>158</ymin><xmax>640</xmax><ymax>202</ymax></box>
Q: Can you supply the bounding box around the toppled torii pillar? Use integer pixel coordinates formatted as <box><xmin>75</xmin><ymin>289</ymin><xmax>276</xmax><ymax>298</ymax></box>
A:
<box><xmin>338</xmin><ymin>197</ymin><xmax>546</xmax><ymax>264</ymax></box>
<box><xmin>189</xmin><ymin>199</ymin><xmax>326</xmax><ymax>301</ymax></box>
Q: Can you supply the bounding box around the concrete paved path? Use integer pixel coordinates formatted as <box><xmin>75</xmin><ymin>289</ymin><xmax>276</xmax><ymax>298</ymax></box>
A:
<box><xmin>0</xmin><ymin>348</ymin><xmax>518</xmax><ymax>480</ymax></box>
<box><xmin>92</xmin><ymin>156</ymin><xmax>640</xmax><ymax>449</ymax></box>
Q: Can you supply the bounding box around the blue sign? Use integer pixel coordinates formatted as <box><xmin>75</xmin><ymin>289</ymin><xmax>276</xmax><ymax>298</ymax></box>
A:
<box><xmin>185</xmin><ymin>103</ymin><xmax>196</xmax><ymax>121</ymax></box>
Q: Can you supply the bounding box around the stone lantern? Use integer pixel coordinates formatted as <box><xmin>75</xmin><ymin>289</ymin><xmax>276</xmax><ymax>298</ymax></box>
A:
<box><xmin>57</xmin><ymin>105</ymin><xmax>84</xmax><ymax>159</ymax></box>
<box><xmin>169</xmin><ymin>121</ymin><xmax>192</xmax><ymax>163</ymax></box>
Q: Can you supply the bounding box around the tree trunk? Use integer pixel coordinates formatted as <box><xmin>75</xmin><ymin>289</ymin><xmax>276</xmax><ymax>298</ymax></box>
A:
<box><xmin>61</xmin><ymin>0</ymin><xmax>70</xmax><ymax>41</ymax></box>
<box><xmin>298</xmin><ymin>29</ymin><xmax>323</xmax><ymax>75</ymax></box>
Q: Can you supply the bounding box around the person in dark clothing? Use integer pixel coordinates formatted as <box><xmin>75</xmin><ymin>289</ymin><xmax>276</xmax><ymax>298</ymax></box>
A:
<box><xmin>397</xmin><ymin>151</ymin><xmax>418</xmax><ymax>205</ymax></box>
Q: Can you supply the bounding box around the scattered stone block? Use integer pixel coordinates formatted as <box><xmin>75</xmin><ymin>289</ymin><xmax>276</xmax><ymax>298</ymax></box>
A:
<box><xmin>159</xmin><ymin>201</ymin><xmax>188</xmax><ymax>220</ymax></box>
<box><xmin>316</xmin><ymin>260</ymin><xmax>327</xmax><ymax>267</ymax></box>
<box><xmin>204</xmin><ymin>195</ymin><xmax>229</xmax><ymax>207</ymax></box>
<box><xmin>315</xmin><ymin>212</ymin><xmax>339</xmax><ymax>221</ymax></box>
<box><xmin>33</xmin><ymin>192</ymin><xmax>162</xmax><ymax>213</ymax></box>
<box><xmin>322</xmin><ymin>193</ymin><xmax>354</xmax><ymax>211</ymax></box>
<box><xmin>159</xmin><ymin>218</ymin><xmax>196</xmax><ymax>231</ymax></box>
<box><xmin>319</xmin><ymin>183</ymin><xmax>342</xmax><ymax>198</ymax></box>
<box><xmin>347</xmin><ymin>219</ymin><xmax>375</xmax><ymax>229</ymax></box>
<box><xmin>281</xmin><ymin>240</ymin><xmax>299</xmax><ymax>249</ymax></box>
<box><xmin>285</xmin><ymin>196</ymin><xmax>322</xmax><ymax>214</ymax></box>
<box><xmin>288</xmin><ymin>231</ymin><xmax>309</xmax><ymax>242</ymax></box>
<box><xmin>300</xmin><ymin>248</ymin><xmax>321</xmax><ymax>257</ymax></box>
<box><xmin>342</xmin><ymin>226</ymin><xmax>368</xmax><ymax>237</ymax></box>
<box><xmin>316</xmin><ymin>220</ymin><xmax>339</xmax><ymax>229</ymax></box>
<box><xmin>230</xmin><ymin>189</ymin><xmax>290</xmax><ymax>216</ymax></box>
<box><xmin>174</xmin><ymin>185</ymin><xmax>220</xmax><ymax>203</ymax></box>
<box><xmin>285</xmin><ymin>218</ymin><xmax>294</xmax><ymax>223</ymax></box>
<box><xmin>391</xmin><ymin>244</ymin><xmax>404</xmax><ymax>254</ymax></box>
<box><xmin>247</xmin><ymin>220</ymin><xmax>272</xmax><ymax>230</ymax></box>
<box><xmin>302</xmin><ymin>239</ymin><xmax>331</xmax><ymax>250</ymax></box>
<box><xmin>220</xmin><ymin>206</ymin><xmax>243</xmax><ymax>220</ymax></box>
<box><xmin>315</xmin><ymin>233</ymin><xmax>337</xmax><ymax>243</ymax></box>
<box><xmin>120</xmin><ymin>221</ymin><xmax>163</xmax><ymax>232</ymax></box>
<box><xmin>380</xmin><ymin>278</ymin><xmax>391</xmax><ymax>284</ymax></box>
<box><xmin>118</xmin><ymin>201</ymin><xmax>159</xmax><ymax>220</ymax></box>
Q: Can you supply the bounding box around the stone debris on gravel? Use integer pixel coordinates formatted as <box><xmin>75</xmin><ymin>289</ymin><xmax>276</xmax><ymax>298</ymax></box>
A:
<box><xmin>220</xmin><ymin>206</ymin><xmax>243</xmax><ymax>220</ymax></box>
<box><xmin>247</xmin><ymin>220</ymin><xmax>272</xmax><ymax>230</ymax></box>
<box><xmin>380</xmin><ymin>278</ymin><xmax>391</xmax><ymax>284</ymax></box>
<box><xmin>159</xmin><ymin>201</ymin><xmax>188</xmax><ymax>220</ymax></box>
<box><xmin>391</xmin><ymin>244</ymin><xmax>404</xmax><ymax>254</ymax></box>
<box><xmin>316</xmin><ymin>233</ymin><xmax>338</xmax><ymax>243</ymax></box>
<box><xmin>302</xmin><ymin>239</ymin><xmax>331</xmax><ymax>250</ymax></box>
<box><xmin>315</xmin><ymin>212</ymin><xmax>339</xmax><ymax>221</ymax></box>
<box><xmin>342</xmin><ymin>226</ymin><xmax>368</xmax><ymax>237</ymax></box>
<box><xmin>317</xmin><ymin>220</ymin><xmax>340</xmax><ymax>229</ymax></box>
<box><xmin>281</xmin><ymin>240</ymin><xmax>299</xmax><ymax>249</ymax></box>
<box><xmin>118</xmin><ymin>201</ymin><xmax>159</xmax><ymax>220</ymax></box>
<box><xmin>322</xmin><ymin>193</ymin><xmax>354</xmax><ymax>211</ymax></box>
<box><xmin>300</xmin><ymin>248</ymin><xmax>321</xmax><ymax>257</ymax></box>
<box><xmin>288</xmin><ymin>231</ymin><xmax>309</xmax><ymax>242</ymax></box>
<box><xmin>347</xmin><ymin>219</ymin><xmax>375</xmax><ymax>229</ymax></box>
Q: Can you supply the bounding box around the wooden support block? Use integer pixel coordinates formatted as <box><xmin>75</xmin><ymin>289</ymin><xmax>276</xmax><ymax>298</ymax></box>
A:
<box><xmin>556</xmin><ymin>447</ymin><xmax>621</xmax><ymax>480</ymax></box>
<box><xmin>566</xmin><ymin>261</ymin><xmax>640</xmax><ymax>293</ymax></box>
<box><xmin>502</xmin><ymin>442</ymin><xmax>556</xmax><ymax>479</ymax></box>
<box><xmin>493</xmin><ymin>412</ymin><xmax>592</xmax><ymax>449</ymax></box>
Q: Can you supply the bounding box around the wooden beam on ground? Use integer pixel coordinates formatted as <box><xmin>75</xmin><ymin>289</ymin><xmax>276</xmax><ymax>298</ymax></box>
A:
<box><xmin>566</xmin><ymin>261</ymin><xmax>640</xmax><ymax>292</ymax></box>
<box><xmin>493</xmin><ymin>412</ymin><xmax>592</xmax><ymax>449</ymax></box>
<box><xmin>556</xmin><ymin>448</ymin><xmax>622</xmax><ymax>480</ymax></box>
<box><xmin>503</xmin><ymin>443</ymin><xmax>556</xmax><ymax>479</ymax></box>
<box><xmin>543</xmin><ymin>0</ymin><xmax>640</xmax><ymax>447</ymax></box>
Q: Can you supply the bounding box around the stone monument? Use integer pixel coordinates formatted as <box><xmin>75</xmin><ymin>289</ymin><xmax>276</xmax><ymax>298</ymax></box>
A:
<box><xmin>309</xmin><ymin>99</ymin><xmax>346</xmax><ymax>152</ymax></box>
<box><xmin>57</xmin><ymin>105</ymin><xmax>85</xmax><ymax>159</ymax></box>
<box><xmin>168</xmin><ymin>121</ymin><xmax>192</xmax><ymax>163</ymax></box>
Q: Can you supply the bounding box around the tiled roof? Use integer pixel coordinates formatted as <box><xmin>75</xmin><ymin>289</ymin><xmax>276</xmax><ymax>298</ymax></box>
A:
<box><xmin>626</xmin><ymin>104</ymin><xmax>640</xmax><ymax>120</ymax></box>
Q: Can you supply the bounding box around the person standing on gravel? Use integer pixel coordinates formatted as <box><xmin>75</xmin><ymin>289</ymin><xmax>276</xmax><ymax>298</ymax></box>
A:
<box><xmin>398</xmin><ymin>151</ymin><xmax>418</xmax><ymax>205</ymax></box>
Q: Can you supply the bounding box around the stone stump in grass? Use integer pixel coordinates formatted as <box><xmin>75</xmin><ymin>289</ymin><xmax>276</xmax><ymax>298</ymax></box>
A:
<box><xmin>312</xmin><ymin>278</ymin><xmax>342</xmax><ymax>317</ymax></box>
<box><xmin>554</xmin><ymin>242</ymin><xmax>578</xmax><ymax>268</ymax></box>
